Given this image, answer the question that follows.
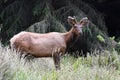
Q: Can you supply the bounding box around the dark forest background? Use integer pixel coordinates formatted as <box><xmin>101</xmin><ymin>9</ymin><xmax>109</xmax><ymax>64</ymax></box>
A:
<box><xmin>0</xmin><ymin>0</ymin><xmax>120</xmax><ymax>54</ymax></box>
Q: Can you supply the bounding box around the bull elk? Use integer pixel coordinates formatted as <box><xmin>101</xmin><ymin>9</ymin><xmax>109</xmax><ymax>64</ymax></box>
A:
<box><xmin>10</xmin><ymin>16</ymin><xmax>89</xmax><ymax>70</ymax></box>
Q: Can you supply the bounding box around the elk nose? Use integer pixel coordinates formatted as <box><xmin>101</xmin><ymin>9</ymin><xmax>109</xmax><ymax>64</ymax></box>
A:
<box><xmin>78</xmin><ymin>31</ymin><xmax>81</xmax><ymax>34</ymax></box>
<box><xmin>77</xmin><ymin>28</ymin><xmax>82</xmax><ymax>34</ymax></box>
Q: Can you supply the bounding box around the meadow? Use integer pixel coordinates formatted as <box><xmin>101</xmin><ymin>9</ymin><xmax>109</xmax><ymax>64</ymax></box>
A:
<box><xmin>0</xmin><ymin>44</ymin><xmax>120</xmax><ymax>80</ymax></box>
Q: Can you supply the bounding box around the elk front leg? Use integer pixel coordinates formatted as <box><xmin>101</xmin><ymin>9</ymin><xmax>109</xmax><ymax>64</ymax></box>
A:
<box><xmin>53</xmin><ymin>54</ymin><xmax>60</xmax><ymax>70</ymax></box>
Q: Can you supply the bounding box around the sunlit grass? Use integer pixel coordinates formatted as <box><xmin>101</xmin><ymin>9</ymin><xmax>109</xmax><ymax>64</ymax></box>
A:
<box><xmin>0</xmin><ymin>44</ymin><xmax>120</xmax><ymax>80</ymax></box>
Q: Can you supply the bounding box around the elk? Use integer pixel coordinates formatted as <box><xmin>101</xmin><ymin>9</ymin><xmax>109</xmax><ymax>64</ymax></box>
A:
<box><xmin>10</xmin><ymin>16</ymin><xmax>89</xmax><ymax>70</ymax></box>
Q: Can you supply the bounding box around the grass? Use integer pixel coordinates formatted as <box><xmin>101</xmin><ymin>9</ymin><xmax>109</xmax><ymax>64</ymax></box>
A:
<box><xmin>0</xmin><ymin>44</ymin><xmax>120</xmax><ymax>80</ymax></box>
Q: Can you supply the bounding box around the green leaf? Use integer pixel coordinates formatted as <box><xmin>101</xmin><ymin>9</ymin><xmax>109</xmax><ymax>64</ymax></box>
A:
<box><xmin>97</xmin><ymin>34</ymin><xmax>105</xmax><ymax>42</ymax></box>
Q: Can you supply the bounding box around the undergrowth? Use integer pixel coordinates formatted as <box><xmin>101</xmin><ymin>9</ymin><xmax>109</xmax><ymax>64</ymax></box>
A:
<box><xmin>0</xmin><ymin>44</ymin><xmax>120</xmax><ymax>80</ymax></box>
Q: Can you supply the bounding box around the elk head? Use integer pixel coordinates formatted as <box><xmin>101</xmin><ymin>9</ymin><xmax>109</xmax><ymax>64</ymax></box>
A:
<box><xmin>68</xmin><ymin>16</ymin><xmax>89</xmax><ymax>36</ymax></box>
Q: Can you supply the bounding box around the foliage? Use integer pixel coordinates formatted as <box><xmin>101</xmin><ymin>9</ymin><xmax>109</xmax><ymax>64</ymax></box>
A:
<box><xmin>109</xmin><ymin>36</ymin><xmax>115</xmax><ymax>41</ymax></box>
<box><xmin>97</xmin><ymin>34</ymin><xmax>105</xmax><ymax>43</ymax></box>
<box><xmin>0</xmin><ymin>0</ymin><xmax>105</xmax><ymax>42</ymax></box>
<box><xmin>0</xmin><ymin>44</ymin><xmax>120</xmax><ymax>80</ymax></box>
<box><xmin>0</xmin><ymin>0</ymin><xmax>35</xmax><ymax>43</ymax></box>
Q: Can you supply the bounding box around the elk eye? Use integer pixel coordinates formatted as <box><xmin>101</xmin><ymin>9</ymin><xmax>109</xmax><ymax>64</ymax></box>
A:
<box><xmin>74</xmin><ymin>26</ymin><xmax>77</xmax><ymax>28</ymax></box>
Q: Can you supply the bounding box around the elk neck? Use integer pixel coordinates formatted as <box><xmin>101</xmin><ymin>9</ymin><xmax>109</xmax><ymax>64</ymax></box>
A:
<box><xmin>62</xmin><ymin>27</ymin><xmax>80</xmax><ymax>47</ymax></box>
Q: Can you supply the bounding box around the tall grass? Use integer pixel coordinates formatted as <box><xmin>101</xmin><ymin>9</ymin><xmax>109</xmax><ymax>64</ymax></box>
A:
<box><xmin>0</xmin><ymin>44</ymin><xmax>120</xmax><ymax>80</ymax></box>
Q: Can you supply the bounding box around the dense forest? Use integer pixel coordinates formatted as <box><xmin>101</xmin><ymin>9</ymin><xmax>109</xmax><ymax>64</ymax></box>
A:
<box><xmin>0</xmin><ymin>0</ymin><xmax>120</xmax><ymax>55</ymax></box>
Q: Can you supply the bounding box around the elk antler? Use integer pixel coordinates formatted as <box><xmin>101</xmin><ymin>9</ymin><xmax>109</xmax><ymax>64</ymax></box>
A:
<box><xmin>80</xmin><ymin>17</ymin><xmax>88</xmax><ymax>22</ymax></box>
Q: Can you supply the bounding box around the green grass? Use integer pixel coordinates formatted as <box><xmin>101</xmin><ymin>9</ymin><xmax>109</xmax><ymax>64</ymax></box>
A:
<box><xmin>0</xmin><ymin>44</ymin><xmax>120</xmax><ymax>80</ymax></box>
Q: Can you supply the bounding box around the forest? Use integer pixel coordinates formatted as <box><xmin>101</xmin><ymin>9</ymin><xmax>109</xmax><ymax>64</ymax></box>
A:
<box><xmin>0</xmin><ymin>0</ymin><xmax>120</xmax><ymax>80</ymax></box>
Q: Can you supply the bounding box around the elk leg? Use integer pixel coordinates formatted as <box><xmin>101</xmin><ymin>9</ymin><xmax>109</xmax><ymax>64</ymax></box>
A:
<box><xmin>23</xmin><ymin>53</ymin><xmax>35</xmax><ymax>63</ymax></box>
<box><xmin>53</xmin><ymin>54</ymin><xmax>60</xmax><ymax>70</ymax></box>
<box><xmin>19</xmin><ymin>52</ymin><xmax>24</xmax><ymax>59</ymax></box>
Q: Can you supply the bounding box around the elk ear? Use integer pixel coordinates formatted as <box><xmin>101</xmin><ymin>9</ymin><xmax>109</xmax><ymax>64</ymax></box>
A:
<box><xmin>67</xmin><ymin>16</ymin><xmax>77</xmax><ymax>26</ymax></box>
<box><xmin>80</xmin><ymin>17</ymin><xmax>89</xmax><ymax>26</ymax></box>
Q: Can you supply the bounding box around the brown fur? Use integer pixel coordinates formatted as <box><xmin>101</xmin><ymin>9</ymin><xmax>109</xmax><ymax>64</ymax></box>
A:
<box><xmin>10</xmin><ymin>16</ymin><xmax>89</xmax><ymax>70</ymax></box>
